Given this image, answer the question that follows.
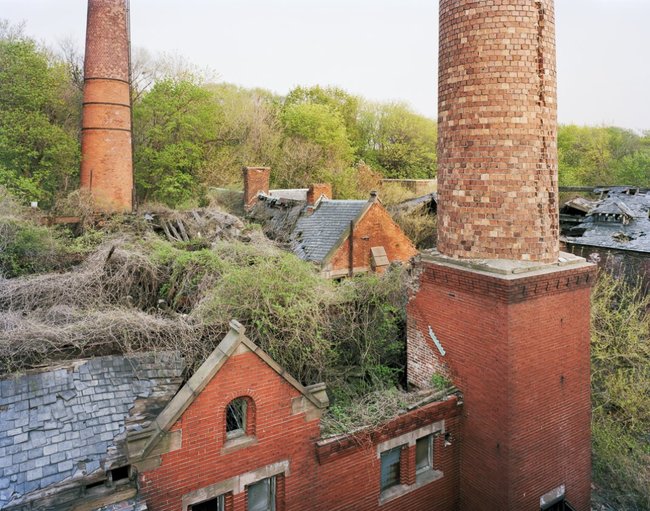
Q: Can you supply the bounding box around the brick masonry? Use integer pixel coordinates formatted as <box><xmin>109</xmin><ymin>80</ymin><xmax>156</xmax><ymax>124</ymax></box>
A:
<box><xmin>80</xmin><ymin>0</ymin><xmax>134</xmax><ymax>213</ymax></box>
<box><xmin>437</xmin><ymin>0</ymin><xmax>559</xmax><ymax>262</ymax></box>
<box><xmin>326</xmin><ymin>202</ymin><xmax>418</xmax><ymax>277</ymax></box>
<box><xmin>138</xmin><ymin>349</ymin><xmax>461</xmax><ymax>511</ymax></box>
<box><xmin>407</xmin><ymin>259</ymin><xmax>596</xmax><ymax>511</ymax></box>
<box><xmin>306</xmin><ymin>184</ymin><xmax>332</xmax><ymax>206</ymax></box>
<box><xmin>242</xmin><ymin>167</ymin><xmax>271</xmax><ymax>209</ymax></box>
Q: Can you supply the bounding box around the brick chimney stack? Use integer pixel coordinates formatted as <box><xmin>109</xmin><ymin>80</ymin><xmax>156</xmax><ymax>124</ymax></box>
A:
<box><xmin>242</xmin><ymin>167</ymin><xmax>271</xmax><ymax>210</ymax></box>
<box><xmin>437</xmin><ymin>0</ymin><xmax>559</xmax><ymax>262</ymax></box>
<box><xmin>407</xmin><ymin>2</ymin><xmax>595</xmax><ymax>510</ymax></box>
<box><xmin>80</xmin><ymin>0</ymin><xmax>134</xmax><ymax>213</ymax></box>
<box><xmin>306</xmin><ymin>184</ymin><xmax>332</xmax><ymax>206</ymax></box>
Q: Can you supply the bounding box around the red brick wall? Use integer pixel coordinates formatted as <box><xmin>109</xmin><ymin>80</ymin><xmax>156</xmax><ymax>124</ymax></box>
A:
<box><xmin>329</xmin><ymin>202</ymin><xmax>417</xmax><ymax>274</ymax></box>
<box><xmin>315</xmin><ymin>398</ymin><xmax>461</xmax><ymax>511</ymax></box>
<box><xmin>307</xmin><ymin>184</ymin><xmax>332</xmax><ymax>205</ymax></box>
<box><xmin>243</xmin><ymin>167</ymin><xmax>271</xmax><ymax>209</ymax></box>
<box><xmin>437</xmin><ymin>0</ymin><xmax>559</xmax><ymax>262</ymax></box>
<box><xmin>138</xmin><ymin>349</ymin><xmax>462</xmax><ymax>511</ymax></box>
<box><xmin>81</xmin><ymin>0</ymin><xmax>133</xmax><ymax>213</ymax></box>
<box><xmin>407</xmin><ymin>260</ymin><xmax>595</xmax><ymax>510</ymax></box>
<box><xmin>138</xmin><ymin>351</ymin><xmax>322</xmax><ymax>511</ymax></box>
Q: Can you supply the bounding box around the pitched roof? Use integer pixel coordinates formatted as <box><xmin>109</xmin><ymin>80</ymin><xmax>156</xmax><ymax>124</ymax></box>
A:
<box><xmin>0</xmin><ymin>353</ymin><xmax>184</xmax><ymax>509</ymax></box>
<box><xmin>290</xmin><ymin>200</ymin><xmax>370</xmax><ymax>263</ymax></box>
<box><xmin>130</xmin><ymin>320</ymin><xmax>329</xmax><ymax>461</ymax></box>
<box><xmin>567</xmin><ymin>190</ymin><xmax>650</xmax><ymax>253</ymax></box>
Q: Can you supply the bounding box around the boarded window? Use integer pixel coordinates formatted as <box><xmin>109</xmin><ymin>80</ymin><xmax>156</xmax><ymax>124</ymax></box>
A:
<box><xmin>191</xmin><ymin>494</ymin><xmax>224</xmax><ymax>511</ymax></box>
<box><xmin>416</xmin><ymin>435</ymin><xmax>433</xmax><ymax>473</ymax></box>
<box><xmin>247</xmin><ymin>476</ymin><xmax>275</xmax><ymax>511</ymax></box>
<box><xmin>226</xmin><ymin>398</ymin><xmax>247</xmax><ymax>438</ymax></box>
<box><xmin>380</xmin><ymin>446</ymin><xmax>403</xmax><ymax>490</ymax></box>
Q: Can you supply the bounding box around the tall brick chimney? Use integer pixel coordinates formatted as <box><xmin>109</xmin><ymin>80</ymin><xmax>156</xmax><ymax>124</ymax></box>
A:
<box><xmin>407</xmin><ymin>2</ymin><xmax>595</xmax><ymax>510</ymax></box>
<box><xmin>80</xmin><ymin>0</ymin><xmax>134</xmax><ymax>213</ymax></box>
<box><xmin>437</xmin><ymin>0</ymin><xmax>559</xmax><ymax>263</ymax></box>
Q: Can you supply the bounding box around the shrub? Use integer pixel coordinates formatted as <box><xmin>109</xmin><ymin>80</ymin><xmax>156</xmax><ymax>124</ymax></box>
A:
<box><xmin>591</xmin><ymin>272</ymin><xmax>650</xmax><ymax>510</ymax></box>
<box><xmin>0</xmin><ymin>218</ymin><xmax>70</xmax><ymax>277</ymax></box>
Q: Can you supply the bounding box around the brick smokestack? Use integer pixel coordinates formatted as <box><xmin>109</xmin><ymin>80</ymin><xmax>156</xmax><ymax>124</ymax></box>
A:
<box><xmin>80</xmin><ymin>0</ymin><xmax>134</xmax><ymax>213</ymax></box>
<box><xmin>242</xmin><ymin>167</ymin><xmax>270</xmax><ymax>209</ymax></box>
<box><xmin>306</xmin><ymin>184</ymin><xmax>332</xmax><ymax>206</ymax></box>
<box><xmin>437</xmin><ymin>0</ymin><xmax>559</xmax><ymax>262</ymax></box>
<box><xmin>407</xmin><ymin>2</ymin><xmax>595</xmax><ymax>510</ymax></box>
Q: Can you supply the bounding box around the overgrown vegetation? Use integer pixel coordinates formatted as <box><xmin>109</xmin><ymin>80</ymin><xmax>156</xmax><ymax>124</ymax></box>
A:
<box><xmin>590</xmin><ymin>273</ymin><xmax>650</xmax><ymax>510</ymax></box>
<box><xmin>0</xmin><ymin>206</ymin><xmax>411</xmax><ymax>406</ymax></box>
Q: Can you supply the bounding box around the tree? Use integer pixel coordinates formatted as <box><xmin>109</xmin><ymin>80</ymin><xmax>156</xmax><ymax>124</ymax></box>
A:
<box><xmin>133</xmin><ymin>79</ymin><xmax>220</xmax><ymax>207</ymax></box>
<box><xmin>0</xmin><ymin>33</ymin><xmax>80</xmax><ymax>206</ymax></box>
<box><xmin>359</xmin><ymin>102</ymin><xmax>437</xmax><ymax>179</ymax></box>
<box><xmin>276</xmin><ymin>102</ymin><xmax>354</xmax><ymax>190</ymax></box>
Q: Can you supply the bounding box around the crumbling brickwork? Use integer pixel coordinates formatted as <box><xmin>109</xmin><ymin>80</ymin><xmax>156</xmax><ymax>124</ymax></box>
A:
<box><xmin>437</xmin><ymin>0</ymin><xmax>559</xmax><ymax>262</ymax></box>
<box><xmin>243</xmin><ymin>167</ymin><xmax>271</xmax><ymax>209</ymax></box>
<box><xmin>80</xmin><ymin>0</ymin><xmax>134</xmax><ymax>213</ymax></box>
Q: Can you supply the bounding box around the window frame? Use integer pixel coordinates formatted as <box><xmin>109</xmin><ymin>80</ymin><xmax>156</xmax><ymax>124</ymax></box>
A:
<box><xmin>188</xmin><ymin>493</ymin><xmax>225</xmax><ymax>511</ymax></box>
<box><xmin>415</xmin><ymin>434</ymin><xmax>434</xmax><ymax>475</ymax></box>
<box><xmin>226</xmin><ymin>398</ymin><xmax>248</xmax><ymax>440</ymax></box>
<box><xmin>246</xmin><ymin>475</ymin><xmax>276</xmax><ymax>511</ymax></box>
<box><xmin>380</xmin><ymin>445</ymin><xmax>404</xmax><ymax>491</ymax></box>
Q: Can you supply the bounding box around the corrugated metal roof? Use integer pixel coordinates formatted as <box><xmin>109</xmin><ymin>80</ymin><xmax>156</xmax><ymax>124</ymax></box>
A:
<box><xmin>290</xmin><ymin>200</ymin><xmax>369</xmax><ymax>263</ymax></box>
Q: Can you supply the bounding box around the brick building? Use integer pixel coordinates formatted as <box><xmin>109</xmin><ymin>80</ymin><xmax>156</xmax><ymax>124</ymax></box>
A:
<box><xmin>2</xmin><ymin>0</ymin><xmax>597</xmax><ymax>509</ymax></box>
<box><xmin>244</xmin><ymin>168</ymin><xmax>418</xmax><ymax>278</ymax></box>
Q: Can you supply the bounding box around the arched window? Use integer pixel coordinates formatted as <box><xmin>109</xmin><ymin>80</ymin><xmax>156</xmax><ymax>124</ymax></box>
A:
<box><xmin>226</xmin><ymin>397</ymin><xmax>253</xmax><ymax>439</ymax></box>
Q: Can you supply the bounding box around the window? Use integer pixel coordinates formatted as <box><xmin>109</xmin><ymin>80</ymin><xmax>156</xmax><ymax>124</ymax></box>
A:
<box><xmin>542</xmin><ymin>499</ymin><xmax>576</xmax><ymax>511</ymax></box>
<box><xmin>226</xmin><ymin>398</ymin><xmax>247</xmax><ymax>439</ymax></box>
<box><xmin>415</xmin><ymin>435</ymin><xmax>433</xmax><ymax>474</ymax></box>
<box><xmin>380</xmin><ymin>446</ymin><xmax>403</xmax><ymax>491</ymax></box>
<box><xmin>247</xmin><ymin>476</ymin><xmax>276</xmax><ymax>511</ymax></box>
<box><xmin>191</xmin><ymin>495</ymin><xmax>224</xmax><ymax>511</ymax></box>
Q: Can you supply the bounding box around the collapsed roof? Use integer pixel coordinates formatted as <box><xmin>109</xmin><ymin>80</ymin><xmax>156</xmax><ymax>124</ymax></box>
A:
<box><xmin>0</xmin><ymin>353</ymin><xmax>184</xmax><ymax>510</ymax></box>
<box><xmin>565</xmin><ymin>188</ymin><xmax>650</xmax><ymax>253</ymax></box>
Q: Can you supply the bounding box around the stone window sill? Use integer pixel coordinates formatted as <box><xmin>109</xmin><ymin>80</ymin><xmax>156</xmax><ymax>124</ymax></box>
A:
<box><xmin>379</xmin><ymin>470</ymin><xmax>443</xmax><ymax>505</ymax></box>
<box><xmin>221</xmin><ymin>435</ymin><xmax>257</xmax><ymax>454</ymax></box>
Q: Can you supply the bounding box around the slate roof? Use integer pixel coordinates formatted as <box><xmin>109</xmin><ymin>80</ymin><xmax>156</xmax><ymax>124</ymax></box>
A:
<box><xmin>566</xmin><ymin>189</ymin><xmax>650</xmax><ymax>253</ymax></box>
<box><xmin>0</xmin><ymin>353</ymin><xmax>184</xmax><ymax>509</ymax></box>
<box><xmin>269</xmin><ymin>189</ymin><xmax>308</xmax><ymax>201</ymax></box>
<box><xmin>290</xmin><ymin>200</ymin><xmax>369</xmax><ymax>263</ymax></box>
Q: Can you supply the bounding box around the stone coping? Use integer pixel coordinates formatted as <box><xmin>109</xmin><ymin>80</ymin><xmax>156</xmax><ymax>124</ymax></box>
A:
<box><xmin>420</xmin><ymin>250</ymin><xmax>593</xmax><ymax>279</ymax></box>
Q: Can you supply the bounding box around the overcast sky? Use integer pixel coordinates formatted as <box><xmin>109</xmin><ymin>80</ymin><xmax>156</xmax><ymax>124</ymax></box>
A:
<box><xmin>2</xmin><ymin>0</ymin><xmax>648</xmax><ymax>131</ymax></box>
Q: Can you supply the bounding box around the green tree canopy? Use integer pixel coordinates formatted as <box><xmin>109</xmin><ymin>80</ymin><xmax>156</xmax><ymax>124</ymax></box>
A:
<box><xmin>0</xmin><ymin>34</ymin><xmax>80</xmax><ymax>206</ymax></box>
<box><xmin>133</xmin><ymin>79</ymin><xmax>220</xmax><ymax>206</ymax></box>
<box><xmin>359</xmin><ymin>102</ymin><xmax>437</xmax><ymax>179</ymax></box>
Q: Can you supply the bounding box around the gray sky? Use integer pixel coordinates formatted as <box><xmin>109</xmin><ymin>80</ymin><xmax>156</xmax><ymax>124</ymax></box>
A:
<box><xmin>2</xmin><ymin>0</ymin><xmax>649</xmax><ymax>130</ymax></box>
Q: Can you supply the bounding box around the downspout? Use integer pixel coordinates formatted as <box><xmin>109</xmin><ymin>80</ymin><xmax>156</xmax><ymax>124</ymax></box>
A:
<box><xmin>348</xmin><ymin>220</ymin><xmax>354</xmax><ymax>277</ymax></box>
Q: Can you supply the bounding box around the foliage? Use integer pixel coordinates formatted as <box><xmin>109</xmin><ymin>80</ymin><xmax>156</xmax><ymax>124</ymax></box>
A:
<box><xmin>558</xmin><ymin>125</ymin><xmax>650</xmax><ymax>188</ymax></box>
<box><xmin>591</xmin><ymin>272</ymin><xmax>650</xmax><ymax>510</ymax></box>
<box><xmin>0</xmin><ymin>34</ymin><xmax>80</xmax><ymax>206</ymax></box>
<box><xmin>0</xmin><ymin>218</ymin><xmax>70</xmax><ymax>277</ymax></box>
<box><xmin>359</xmin><ymin>102</ymin><xmax>437</xmax><ymax>179</ymax></box>
<box><xmin>133</xmin><ymin>79</ymin><xmax>220</xmax><ymax>207</ymax></box>
<box><xmin>391</xmin><ymin>208</ymin><xmax>437</xmax><ymax>249</ymax></box>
